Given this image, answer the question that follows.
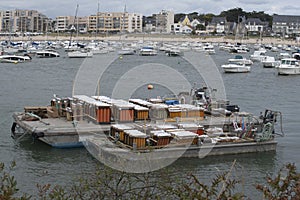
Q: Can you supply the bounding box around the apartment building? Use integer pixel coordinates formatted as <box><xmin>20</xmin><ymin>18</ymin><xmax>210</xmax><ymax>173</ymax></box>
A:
<box><xmin>144</xmin><ymin>10</ymin><xmax>174</xmax><ymax>33</ymax></box>
<box><xmin>88</xmin><ymin>12</ymin><xmax>142</xmax><ymax>33</ymax></box>
<box><xmin>0</xmin><ymin>9</ymin><xmax>50</xmax><ymax>33</ymax></box>
<box><xmin>55</xmin><ymin>16</ymin><xmax>88</xmax><ymax>33</ymax></box>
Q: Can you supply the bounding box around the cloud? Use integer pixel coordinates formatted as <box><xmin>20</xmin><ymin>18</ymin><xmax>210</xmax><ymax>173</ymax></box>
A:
<box><xmin>238</xmin><ymin>0</ymin><xmax>270</xmax><ymax>5</ymax></box>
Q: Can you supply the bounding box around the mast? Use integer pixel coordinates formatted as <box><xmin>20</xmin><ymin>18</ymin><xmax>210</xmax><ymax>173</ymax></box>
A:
<box><xmin>96</xmin><ymin>0</ymin><xmax>100</xmax><ymax>40</ymax></box>
<box><xmin>69</xmin><ymin>4</ymin><xmax>79</xmax><ymax>47</ymax></box>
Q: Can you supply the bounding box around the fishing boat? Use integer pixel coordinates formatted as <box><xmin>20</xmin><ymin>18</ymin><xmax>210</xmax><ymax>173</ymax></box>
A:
<box><xmin>221</xmin><ymin>63</ymin><xmax>251</xmax><ymax>73</ymax></box>
<box><xmin>0</xmin><ymin>54</ymin><xmax>32</xmax><ymax>63</ymax></box>
<box><xmin>276</xmin><ymin>58</ymin><xmax>300</xmax><ymax>75</ymax></box>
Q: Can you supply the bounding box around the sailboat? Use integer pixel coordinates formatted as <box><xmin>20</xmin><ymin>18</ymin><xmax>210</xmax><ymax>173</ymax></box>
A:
<box><xmin>67</xmin><ymin>4</ymin><xmax>93</xmax><ymax>58</ymax></box>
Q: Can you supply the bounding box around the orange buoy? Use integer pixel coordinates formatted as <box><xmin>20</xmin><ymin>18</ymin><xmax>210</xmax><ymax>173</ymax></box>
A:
<box><xmin>147</xmin><ymin>84</ymin><xmax>153</xmax><ymax>90</ymax></box>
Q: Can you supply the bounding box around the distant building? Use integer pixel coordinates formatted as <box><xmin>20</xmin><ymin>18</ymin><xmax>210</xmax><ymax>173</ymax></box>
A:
<box><xmin>272</xmin><ymin>15</ymin><xmax>300</xmax><ymax>36</ymax></box>
<box><xmin>208</xmin><ymin>17</ymin><xmax>228</xmax><ymax>34</ymax></box>
<box><xmin>144</xmin><ymin>10</ymin><xmax>174</xmax><ymax>33</ymax></box>
<box><xmin>245</xmin><ymin>18</ymin><xmax>268</xmax><ymax>35</ymax></box>
<box><xmin>143</xmin><ymin>16</ymin><xmax>156</xmax><ymax>32</ymax></box>
<box><xmin>88</xmin><ymin>12</ymin><xmax>142</xmax><ymax>33</ymax></box>
<box><xmin>171</xmin><ymin>15</ymin><xmax>204</xmax><ymax>34</ymax></box>
<box><xmin>0</xmin><ymin>9</ymin><xmax>51</xmax><ymax>33</ymax></box>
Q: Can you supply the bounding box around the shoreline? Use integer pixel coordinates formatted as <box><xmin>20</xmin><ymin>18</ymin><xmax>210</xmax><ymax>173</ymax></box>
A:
<box><xmin>2</xmin><ymin>34</ymin><xmax>298</xmax><ymax>45</ymax></box>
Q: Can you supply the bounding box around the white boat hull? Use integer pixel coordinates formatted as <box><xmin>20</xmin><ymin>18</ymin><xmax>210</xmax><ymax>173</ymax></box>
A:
<box><xmin>276</xmin><ymin>67</ymin><xmax>300</xmax><ymax>75</ymax></box>
<box><xmin>222</xmin><ymin>64</ymin><xmax>250</xmax><ymax>73</ymax></box>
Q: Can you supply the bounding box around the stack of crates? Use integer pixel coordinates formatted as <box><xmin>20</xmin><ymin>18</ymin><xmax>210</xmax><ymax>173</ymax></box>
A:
<box><xmin>73</xmin><ymin>95</ymin><xmax>111</xmax><ymax>124</ymax></box>
<box><xmin>110</xmin><ymin>124</ymin><xmax>135</xmax><ymax>142</ymax></box>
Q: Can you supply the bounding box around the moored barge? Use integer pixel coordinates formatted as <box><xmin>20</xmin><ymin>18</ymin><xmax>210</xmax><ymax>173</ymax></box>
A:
<box><xmin>11</xmin><ymin>92</ymin><xmax>283</xmax><ymax>162</ymax></box>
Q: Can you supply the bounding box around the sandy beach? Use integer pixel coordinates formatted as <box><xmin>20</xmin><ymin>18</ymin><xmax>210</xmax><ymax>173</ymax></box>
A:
<box><xmin>3</xmin><ymin>33</ymin><xmax>299</xmax><ymax>46</ymax></box>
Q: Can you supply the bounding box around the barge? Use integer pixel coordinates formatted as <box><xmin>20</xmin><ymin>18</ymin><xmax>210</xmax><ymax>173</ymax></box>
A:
<box><xmin>11</xmin><ymin>91</ymin><xmax>283</xmax><ymax>163</ymax></box>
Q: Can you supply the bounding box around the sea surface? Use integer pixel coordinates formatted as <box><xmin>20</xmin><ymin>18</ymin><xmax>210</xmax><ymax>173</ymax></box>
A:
<box><xmin>0</xmin><ymin>46</ymin><xmax>299</xmax><ymax>198</ymax></box>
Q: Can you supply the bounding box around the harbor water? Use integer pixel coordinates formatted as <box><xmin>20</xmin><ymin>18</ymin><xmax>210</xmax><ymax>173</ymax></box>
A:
<box><xmin>0</xmin><ymin>46</ymin><xmax>299</xmax><ymax>198</ymax></box>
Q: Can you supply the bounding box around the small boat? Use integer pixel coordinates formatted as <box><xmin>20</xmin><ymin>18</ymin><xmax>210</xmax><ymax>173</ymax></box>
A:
<box><xmin>276</xmin><ymin>58</ymin><xmax>300</xmax><ymax>75</ymax></box>
<box><xmin>0</xmin><ymin>54</ymin><xmax>32</xmax><ymax>63</ymax></box>
<box><xmin>118</xmin><ymin>47</ymin><xmax>135</xmax><ymax>55</ymax></box>
<box><xmin>250</xmin><ymin>50</ymin><xmax>267</xmax><ymax>62</ymax></box>
<box><xmin>278</xmin><ymin>52</ymin><xmax>291</xmax><ymax>60</ymax></box>
<box><xmin>221</xmin><ymin>63</ymin><xmax>251</xmax><ymax>73</ymax></box>
<box><xmin>166</xmin><ymin>48</ymin><xmax>183</xmax><ymax>57</ymax></box>
<box><xmin>139</xmin><ymin>46</ymin><xmax>157</xmax><ymax>56</ymax></box>
<box><xmin>229</xmin><ymin>45</ymin><xmax>249</xmax><ymax>54</ymax></box>
<box><xmin>68</xmin><ymin>50</ymin><xmax>93</xmax><ymax>58</ymax></box>
<box><xmin>228</xmin><ymin>55</ymin><xmax>253</xmax><ymax>65</ymax></box>
<box><xmin>36</xmin><ymin>50</ymin><xmax>60</xmax><ymax>58</ymax></box>
<box><xmin>261</xmin><ymin>56</ymin><xmax>280</xmax><ymax>68</ymax></box>
<box><xmin>203</xmin><ymin>45</ymin><xmax>215</xmax><ymax>54</ymax></box>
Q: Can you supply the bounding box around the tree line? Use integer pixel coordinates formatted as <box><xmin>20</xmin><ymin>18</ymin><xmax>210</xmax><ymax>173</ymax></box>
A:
<box><xmin>175</xmin><ymin>8</ymin><xmax>273</xmax><ymax>27</ymax></box>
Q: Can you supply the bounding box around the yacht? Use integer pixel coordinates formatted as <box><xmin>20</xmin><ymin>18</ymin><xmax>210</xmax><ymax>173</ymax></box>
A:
<box><xmin>276</xmin><ymin>58</ymin><xmax>300</xmax><ymax>75</ymax></box>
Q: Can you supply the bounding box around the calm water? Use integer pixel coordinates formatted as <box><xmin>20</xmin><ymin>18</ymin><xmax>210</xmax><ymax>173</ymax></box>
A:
<box><xmin>0</xmin><ymin>46</ymin><xmax>299</xmax><ymax>198</ymax></box>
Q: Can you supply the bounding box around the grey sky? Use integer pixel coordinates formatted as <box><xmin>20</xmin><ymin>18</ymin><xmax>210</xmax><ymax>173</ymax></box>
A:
<box><xmin>1</xmin><ymin>0</ymin><xmax>299</xmax><ymax>19</ymax></box>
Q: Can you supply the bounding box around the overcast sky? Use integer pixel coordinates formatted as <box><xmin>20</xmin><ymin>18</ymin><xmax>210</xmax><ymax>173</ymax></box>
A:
<box><xmin>1</xmin><ymin>0</ymin><xmax>300</xmax><ymax>19</ymax></box>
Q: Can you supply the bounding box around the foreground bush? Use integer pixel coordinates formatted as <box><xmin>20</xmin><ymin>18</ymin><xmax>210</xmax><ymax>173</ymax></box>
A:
<box><xmin>1</xmin><ymin>161</ymin><xmax>299</xmax><ymax>199</ymax></box>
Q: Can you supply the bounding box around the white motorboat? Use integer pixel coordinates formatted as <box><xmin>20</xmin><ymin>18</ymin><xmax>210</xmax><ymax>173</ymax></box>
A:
<box><xmin>276</xmin><ymin>58</ymin><xmax>300</xmax><ymax>75</ymax></box>
<box><xmin>261</xmin><ymin>56</ymin><xmax>280</xmax><ymax>68</ymax></box>
<box><xmin>0</xmin><ymin>54</ymin><xmax>32</xmax><ymax>63</ymax></box>
<box><xmin>221</xmin><ymin>63</ymin><xmax>251</xmax><ymax>73</ymax></box>
<box><xmin>36</xmin><ymin>50</ymin><xmax>60</xmax><ymax>58</ymax></box>
<box><xmin>68</xmin><ymin>50</ymin><xmax>93</xmax><ymax>58</ymax></box>
<box><xmin>118</xmin><ymin>47</ymin><xmax>135</xmax><ymax>55</ymax></box>
<box><xmin>139</xmin><ymin>46</ymin><xmax>157</xmax><ymax>56</ymax></box>
<box><xmin>228</xmin><ymin>55</ymin><xmax>253</xmax><ymax>65</ymax></box>
<box><xmin>250</xmin><ymin>50</ymin><xmax>267</xmax><ymax>62</ymax></box>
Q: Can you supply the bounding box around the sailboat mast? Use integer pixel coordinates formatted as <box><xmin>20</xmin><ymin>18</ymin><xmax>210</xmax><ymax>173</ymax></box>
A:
<box><xmin>96</xmin><ymin>0</ymin><xmax>100</xmax><ymax>40</ymax></box>
<box><xmin>69</xmin><ymin>4</ymin><xmax>79</xmax><ymax>47</ymax></box>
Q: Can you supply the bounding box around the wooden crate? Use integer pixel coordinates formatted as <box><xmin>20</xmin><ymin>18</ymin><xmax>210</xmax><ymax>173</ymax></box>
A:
<box><xmin>149</xmin><ymin>104</ymin><xmax>168</xmax><ymax>119</ymax></box>
<box><xmin>124</xmin><ymin>130</ymin><xmax>147</xmax><ymax>149</ymax></box>
<box><xmin>168</xmin><ymin>130</ymin><xmax>198</xmax><ymax>145</ymax></box>
<box><xmin>151</xmin><ymin>130</ymin><xmax>172</xmax><ymax>146</ymax></box>
<box><xmin>134</xmin><ymin>105</ymin><xmax>149</xmax><ymax>121</ymax></box>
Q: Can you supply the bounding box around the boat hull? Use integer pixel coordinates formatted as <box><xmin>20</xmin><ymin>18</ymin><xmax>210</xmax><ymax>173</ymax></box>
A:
<box><xmin>222</xmin><ymin>64</ymin><xmax>250</xmax><ymax>73</ymax></box>
<box><xmin>277</xmin><ymin>67</ymin><xmax>300</xmax><ymax>75</ymax></box>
